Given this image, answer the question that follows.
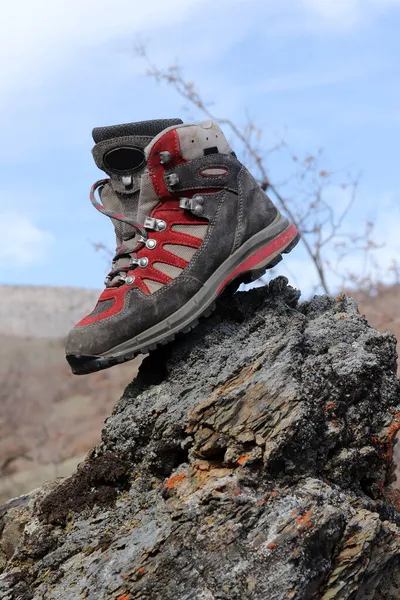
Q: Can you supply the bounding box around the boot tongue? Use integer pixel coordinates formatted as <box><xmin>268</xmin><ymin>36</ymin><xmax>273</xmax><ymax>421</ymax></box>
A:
<box><xmin>91</xmin><ymin>118</ymin><xmax>183</xmax><ymax>248</ymax></box>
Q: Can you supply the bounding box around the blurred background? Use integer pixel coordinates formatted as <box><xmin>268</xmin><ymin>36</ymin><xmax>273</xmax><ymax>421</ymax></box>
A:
<box><xmin>0</xmin><ymin>0</ymin><xmax>399</xmax><ymax>503</ymax></box>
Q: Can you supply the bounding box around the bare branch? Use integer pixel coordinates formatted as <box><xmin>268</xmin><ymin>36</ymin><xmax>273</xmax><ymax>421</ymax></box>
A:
<box><xmin>131</xmin><ymin>48</ymin><xmax>387</xmax><ymax>299</ymax></box>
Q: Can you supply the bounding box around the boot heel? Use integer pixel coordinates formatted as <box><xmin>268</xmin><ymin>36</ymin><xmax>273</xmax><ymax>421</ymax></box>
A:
<box><xmin>218</xmin><ymin>225</ymin><xmax>300</xmax><ymax>294</ymax></box>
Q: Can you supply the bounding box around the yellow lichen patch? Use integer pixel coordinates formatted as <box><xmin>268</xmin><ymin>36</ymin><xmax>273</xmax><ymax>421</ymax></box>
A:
<box><xmin>214</xmin><ymin>361</ymin><xmax>262</xmax><ymax>397</ymax></box>
<box><xmin>165</xmin><ymin>473</ymin><xmax>186</xmax><ymax>489</ymax></box>
<box><xmin>196</xmin><ymin>460</ymin><xmax>211</xmax><ymax>471</ymax></box>
<box><xmin>186</xmin><ymin>360</ymin><xmax>263</xmax><ymax>432</ymax></box>
<box><xmin>336</xmin><ymin>545</ymin><xmax>362</xmax><ymax>561</ymax></box>
<box><xmin>190</xmin><ymin>464</ymin><xmax>231</xmax><ymax>490</ymax></box>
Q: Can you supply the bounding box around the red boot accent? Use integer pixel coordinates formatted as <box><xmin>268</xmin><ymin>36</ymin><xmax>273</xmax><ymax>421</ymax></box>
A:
<box><xmin>147</xmin><ymin>129</ymin><xmax>186</xmax><ymax>198</ymax></box>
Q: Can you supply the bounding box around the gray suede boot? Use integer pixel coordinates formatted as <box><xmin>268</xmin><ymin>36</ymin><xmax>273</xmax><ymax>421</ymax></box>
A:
<box><xmin>66</xmin><ymin>119</ymin><xmax>299</xmax><ymax>374</ymax></box>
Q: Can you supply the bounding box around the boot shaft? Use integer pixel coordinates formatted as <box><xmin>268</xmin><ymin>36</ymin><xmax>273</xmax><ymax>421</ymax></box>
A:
<box><xmin>91</xmin><ymin>118</ymin><xmax>182</xmax><ymax>246</ymax></box>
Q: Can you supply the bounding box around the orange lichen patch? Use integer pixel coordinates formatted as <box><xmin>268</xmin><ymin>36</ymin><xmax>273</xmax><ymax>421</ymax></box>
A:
<box><xmin>339</xmin><ymin>315</ymin><xmax>345</xmax><ymax>320</ymax></box>
<box><xmin>337</xmin><ymin>295</ymin><xmax>343</xmax><ymax>302</ymax></box>
<box><xmin>165</xmin><ymin>473</ymin><xmax>186</xmax><ymax>489</ymax></box>
<box><xmin>386</xmin><ymin>413</ymin><xmax>400</xmax><ymax>448</ymax></box>
<box><xmin>267</xmin><ymin>542</ymin><xmax>277</xmax><ymax>549</ymax></box>
<box><xmin>257</xmin><ymin>499</ymin><xmax>265</xmax><ymax>506</ymax></box>
<box><xmin>271</xmin><ymin>491</ymin><xmax>279</xmax><ymax>498</ymax></box>
<box><xmin>233</xmin><ymin>487</ymin><xmax>242</xmax><ymax>497</ymax></box>
<box><xmin>237</xmin><ymin>455</ymin><xmax>249</xmax><ymax>465</ymax></box>
<box><xmin>387</xmin><ymin>488</ymin><xmax>400</xmax><ymax>510</ymax></box>
<box><xmin>296</xmin><ymin>509</ymin><xmax>313</xmax><ymax>528</ymax></box>
<box><xmin>121</xmin><ymin>574</ymin><xmax>126</xmax><ymax>579</ymax></box>
<box><xmin>325</xmin><ymin>401</ymin><xmax>335</xmax><ymax>412</ymax></box>
<box><xmin>347</xmin><ymin>536</ymin><xmax>355</xmax><ymax>544</ymax></box>
<box><xmin>105</xmin><ymin>556</ymin><xmax>110</xmax><ymax>561</ymax></box>
<box><xmin>117</xmin><ymin>595</ymin><xmax>131</xmax><ymax>600</ymax></box>
<box><xmin>371</xmin><ymin>412</ymin><xmax>400</xmax><ymax>461</ymax></box>
<box><xmin>138</xmin><ymin>567</ymin><xmax>145</xmax><ymax>576</ymax></box>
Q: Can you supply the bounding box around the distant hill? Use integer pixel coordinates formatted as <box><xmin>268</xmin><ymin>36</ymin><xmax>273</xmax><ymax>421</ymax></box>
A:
<box><xmin>0</xmin><ymin>285</ymin><xmax>100</xmax><ymax>338</ymax></box>
<box><xmin>349</xmin><ymin>283</ymin><xmax>400</xmax><ymax>361</ymax></box>
<box><xmin>0</xmin><ymin>285</ymin><xmax>139</xmax><ymax>504</ymax></box>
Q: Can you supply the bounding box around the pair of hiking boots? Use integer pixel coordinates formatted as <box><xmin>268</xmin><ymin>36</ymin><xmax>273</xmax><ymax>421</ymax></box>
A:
<box><xmin>66</xmin><ymin>118</ymin><xmax>299</xmax><ymax>374</ymax></box>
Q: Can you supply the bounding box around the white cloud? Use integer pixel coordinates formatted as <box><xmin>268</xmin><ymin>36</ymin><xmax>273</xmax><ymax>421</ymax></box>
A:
<box><xmin>2</xmin><ymin>0</ymin><xmax>399</xmax><ymax>104</ymax></box>
<box><xmin>0</xmin><ymin>0</ymin><xmax>209</xmax><ymax>113</ymax></box>
<box><xmin>0</xmin><ymin>212</ymin><xmax>54</xmax><ymax>268</ymax></box>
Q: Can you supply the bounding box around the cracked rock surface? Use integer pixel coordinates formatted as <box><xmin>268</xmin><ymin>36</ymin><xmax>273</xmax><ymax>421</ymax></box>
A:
<box><xmin>1</xmin><ymin>277</ymin><xmax>400</xmax><ymax>600</ymax></box>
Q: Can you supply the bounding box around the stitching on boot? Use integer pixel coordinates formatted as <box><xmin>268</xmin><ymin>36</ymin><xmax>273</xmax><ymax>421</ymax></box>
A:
<box><xmin>233</xmin><ymin>166</ymin><xmax>246</xmax><ymax>252</ymax></box>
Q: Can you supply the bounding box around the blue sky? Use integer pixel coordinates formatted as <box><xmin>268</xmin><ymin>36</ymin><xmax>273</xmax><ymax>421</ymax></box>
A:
<box><xmin>1</xmin><ymin>0</ymin><xmax>400</xmax><ymax>295</ymax></box>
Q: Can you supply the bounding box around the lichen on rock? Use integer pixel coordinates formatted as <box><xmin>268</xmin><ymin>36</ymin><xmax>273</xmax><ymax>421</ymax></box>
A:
<box><xmin>0</xmin><ymin>277</ymin><xmax>399</xmax><ymax>600</ymax></box>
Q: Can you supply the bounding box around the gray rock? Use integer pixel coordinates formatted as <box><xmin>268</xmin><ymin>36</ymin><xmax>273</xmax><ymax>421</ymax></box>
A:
<box><xmin>0</xmin><ymin>277</ymin><xmax>399</xmax><ymax>600</ymax></box>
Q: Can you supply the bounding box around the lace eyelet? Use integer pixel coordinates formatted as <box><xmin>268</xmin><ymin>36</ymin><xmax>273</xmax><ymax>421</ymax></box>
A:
<box><xmin>159</xmin><ymin>151</ymin><xmax>171</xmax><ymax>164</ymax></box>
<box><xmin>146</xmin><ymin>239</ymin><xmax>157</xmax><ymax>250</ymax></box>
<box><xmin>156</xmin><ymin>220</ymin><xmax>166</xmax><ymax>232</ymax></box>
<box><xmin>139</xmin><ymin>257</ymin><xmax>149</xmax><ymax>268</ymax></box>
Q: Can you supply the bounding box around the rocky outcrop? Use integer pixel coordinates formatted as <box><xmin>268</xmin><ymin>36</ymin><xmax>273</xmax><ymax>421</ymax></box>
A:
<box><xmin>0</xmin><ymin>277</ymin><xmax>399</xmax><ymax>600</ymax></box>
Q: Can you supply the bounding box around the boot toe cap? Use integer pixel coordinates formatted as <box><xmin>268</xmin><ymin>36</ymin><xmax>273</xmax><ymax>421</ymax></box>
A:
<box><xmin>65</xmin><ymin>324</ymin><xmax>102</xmax><ymax>358</ymax></box>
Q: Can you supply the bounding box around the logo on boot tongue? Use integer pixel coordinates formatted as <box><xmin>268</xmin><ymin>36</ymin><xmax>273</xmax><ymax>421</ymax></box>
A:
<box><xmin>104</xmin><ymin>147</ymin><xmax>146</xmax><ymax>174</ymax></box>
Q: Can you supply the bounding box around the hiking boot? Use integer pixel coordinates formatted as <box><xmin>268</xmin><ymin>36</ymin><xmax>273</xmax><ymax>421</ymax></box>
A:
<box><xmin>66</xmin><ymin>119</ymin><xmax>300</xmax><ymax>374</ymax></box>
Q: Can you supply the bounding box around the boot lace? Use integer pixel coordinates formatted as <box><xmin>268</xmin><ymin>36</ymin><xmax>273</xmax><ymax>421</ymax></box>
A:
<box><xmin>90</xmin><ymin>179</ymin><xmax>148</xmax><ymax>288</ymax></box>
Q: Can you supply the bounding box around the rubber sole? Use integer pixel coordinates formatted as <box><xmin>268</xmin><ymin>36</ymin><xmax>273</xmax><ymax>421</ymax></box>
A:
<box><xmin>67</xmin><ymin>221</ymin><xmax>300</xmax><ymax>374</ymax></box>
